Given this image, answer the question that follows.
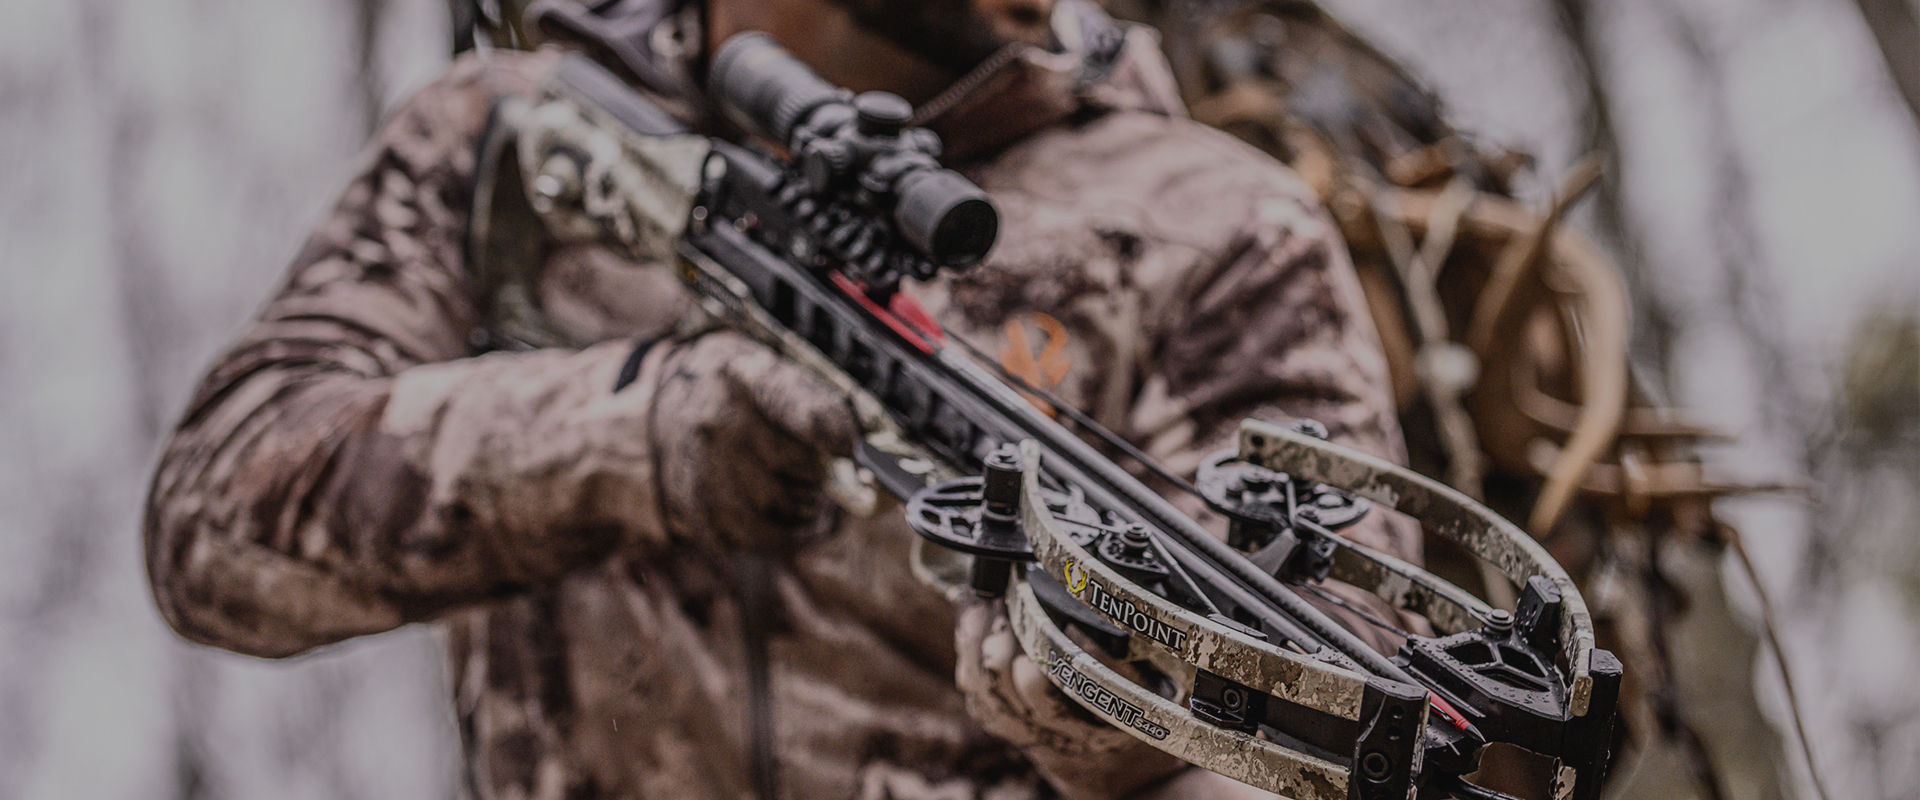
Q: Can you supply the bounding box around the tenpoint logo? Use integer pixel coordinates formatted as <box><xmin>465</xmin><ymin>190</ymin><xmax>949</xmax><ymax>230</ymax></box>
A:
<box><xmin>1062</xmin><ymin>558</ymin><xmax>1090</xmax><ymax>594</ymax></box>
<box><xmin>1061</xmin><ymin>557</ymin><xmax>1188</xmax><ymax>651</ymax></box>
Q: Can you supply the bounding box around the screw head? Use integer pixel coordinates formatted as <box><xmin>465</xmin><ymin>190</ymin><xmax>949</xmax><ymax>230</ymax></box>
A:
<box><xmin>1361</xmin><ymin>750</ymin><xmax>1393</xmax><ymax>781</ymax></box>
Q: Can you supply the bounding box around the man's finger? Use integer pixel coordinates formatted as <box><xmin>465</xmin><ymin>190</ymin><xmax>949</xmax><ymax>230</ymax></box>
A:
<box><xmin>977</xmin><ymin>603</ymin><xmax>1021</xmax><ymax>673</ymax></box>
<box><xmin>1010</xmin><ymin>649</ymin><xmax>1064</xmax><ymax>717</ymax></box>
<box><xmin>954</xmin><ymin>602</ymin><xmax>993</xmax><ymax>688</ymax></box>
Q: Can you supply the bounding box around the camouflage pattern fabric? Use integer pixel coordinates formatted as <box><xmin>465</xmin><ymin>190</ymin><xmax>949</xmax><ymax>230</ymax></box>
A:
<box><xmin>145</xmin><ymin>4</ymin><xmax>1417</xmax><ymax>798</ymax></box>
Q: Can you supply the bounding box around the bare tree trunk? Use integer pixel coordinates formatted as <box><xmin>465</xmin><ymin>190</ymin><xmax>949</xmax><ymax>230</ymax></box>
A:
<box><xmin>1852</xmin><ymin>0</ymin><xmax>1920</xmax><ymax>137</ymax></box>
<box><xmin>355</xmin><ymin>0</ymin><xmax>386</xmax><ymax>133</ymax></box>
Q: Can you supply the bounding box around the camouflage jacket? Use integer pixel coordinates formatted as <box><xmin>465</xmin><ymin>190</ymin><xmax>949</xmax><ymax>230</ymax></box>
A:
<box><xmin>145</xmin><ymin>5</ymin><xmax>1415</xmax><ymax>798</ymax></box>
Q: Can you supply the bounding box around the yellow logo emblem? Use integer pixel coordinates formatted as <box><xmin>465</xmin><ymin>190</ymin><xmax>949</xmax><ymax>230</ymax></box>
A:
<box><xmin>1063</xmin><ymin>559</ymin><xmax>1089</xmax><ymax>594</ymax></box>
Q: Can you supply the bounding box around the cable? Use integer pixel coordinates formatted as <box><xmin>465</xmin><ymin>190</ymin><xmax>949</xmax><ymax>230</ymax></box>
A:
<box><xmin>1295</xmin><ymin>581</ymin><xmax>1410</xmax><ymax>637</ymax></box>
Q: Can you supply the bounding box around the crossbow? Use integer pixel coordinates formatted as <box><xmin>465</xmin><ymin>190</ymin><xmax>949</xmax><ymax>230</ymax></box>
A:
<box><xmin>489</xmin><ymin>30</ymin><xmax>1622</xmax><ymax>800</ymax></box>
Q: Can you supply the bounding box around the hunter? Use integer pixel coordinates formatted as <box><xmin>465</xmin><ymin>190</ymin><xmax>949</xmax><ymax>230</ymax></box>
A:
<box><xmin>144</xmin><ymin>0</ymin><xmax>1420</xmax><ymax>797</ymax></box>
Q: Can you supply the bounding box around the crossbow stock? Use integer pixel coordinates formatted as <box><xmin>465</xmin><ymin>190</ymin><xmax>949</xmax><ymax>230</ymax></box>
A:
<box><xmin>490</xmin><ymin>31</ymin><xmax>1622</xmax><ymax>800</ymax></box>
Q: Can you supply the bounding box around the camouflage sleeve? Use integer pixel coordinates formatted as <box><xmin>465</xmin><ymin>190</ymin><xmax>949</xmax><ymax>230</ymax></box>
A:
<box><xmin>1146</xmin><ymin>189</ymin><xmax>1416</xmax><ymax>539</ymax></box>
<box><xmin>1143</xmin><ymin>187</ymin><xmax>1426</xmax><ymax>650</ymax></box>
<box><xmin>143</xmin><ymin>51</ymin><xmax>672</xmax><ymax>658</ymax></box>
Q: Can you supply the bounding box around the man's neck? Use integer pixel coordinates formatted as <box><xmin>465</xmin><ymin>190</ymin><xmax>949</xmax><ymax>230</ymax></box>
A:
<box><xmin>704</xmin><ymin>0</ymin><xmax>960</xmax><ymax>105</ymax></box>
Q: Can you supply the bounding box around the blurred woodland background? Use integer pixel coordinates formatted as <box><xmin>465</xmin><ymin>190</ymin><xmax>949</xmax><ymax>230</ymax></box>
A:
<box><xmin>0</xmin><ymin>0</ymin><xmax>1917</xmax><ymax>798</ymax></box>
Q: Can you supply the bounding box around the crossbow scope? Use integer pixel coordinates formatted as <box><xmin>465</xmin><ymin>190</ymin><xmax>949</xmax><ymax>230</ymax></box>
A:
<box><xmin>708</xmin><ymin>32</ymin><xmax>999</xmax><ymax>284</ymax></box>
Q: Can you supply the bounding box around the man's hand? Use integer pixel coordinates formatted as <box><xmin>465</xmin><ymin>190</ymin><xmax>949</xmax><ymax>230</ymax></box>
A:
<box><xmin>649</xmin><ymin>332</ymin><xmax>859</xmax><ymax>552</ymax></box>
<box><xmin>955</xmin><ymin>600</ymin><xmax>1190</xmax><ymax>800</ymax></box>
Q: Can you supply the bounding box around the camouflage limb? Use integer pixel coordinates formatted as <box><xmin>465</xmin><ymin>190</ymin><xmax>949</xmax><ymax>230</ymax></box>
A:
<box><xmin>1007</xmin><ymin>579</ymin><xmax>1349</xmax><ymax>800</ymax></box>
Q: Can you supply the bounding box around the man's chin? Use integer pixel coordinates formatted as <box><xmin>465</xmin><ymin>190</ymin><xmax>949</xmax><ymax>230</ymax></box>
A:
<box><xmin>826</xmin><ymin>0</ymin><xmax>1013</xmax><ymax>74</ymax></box>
